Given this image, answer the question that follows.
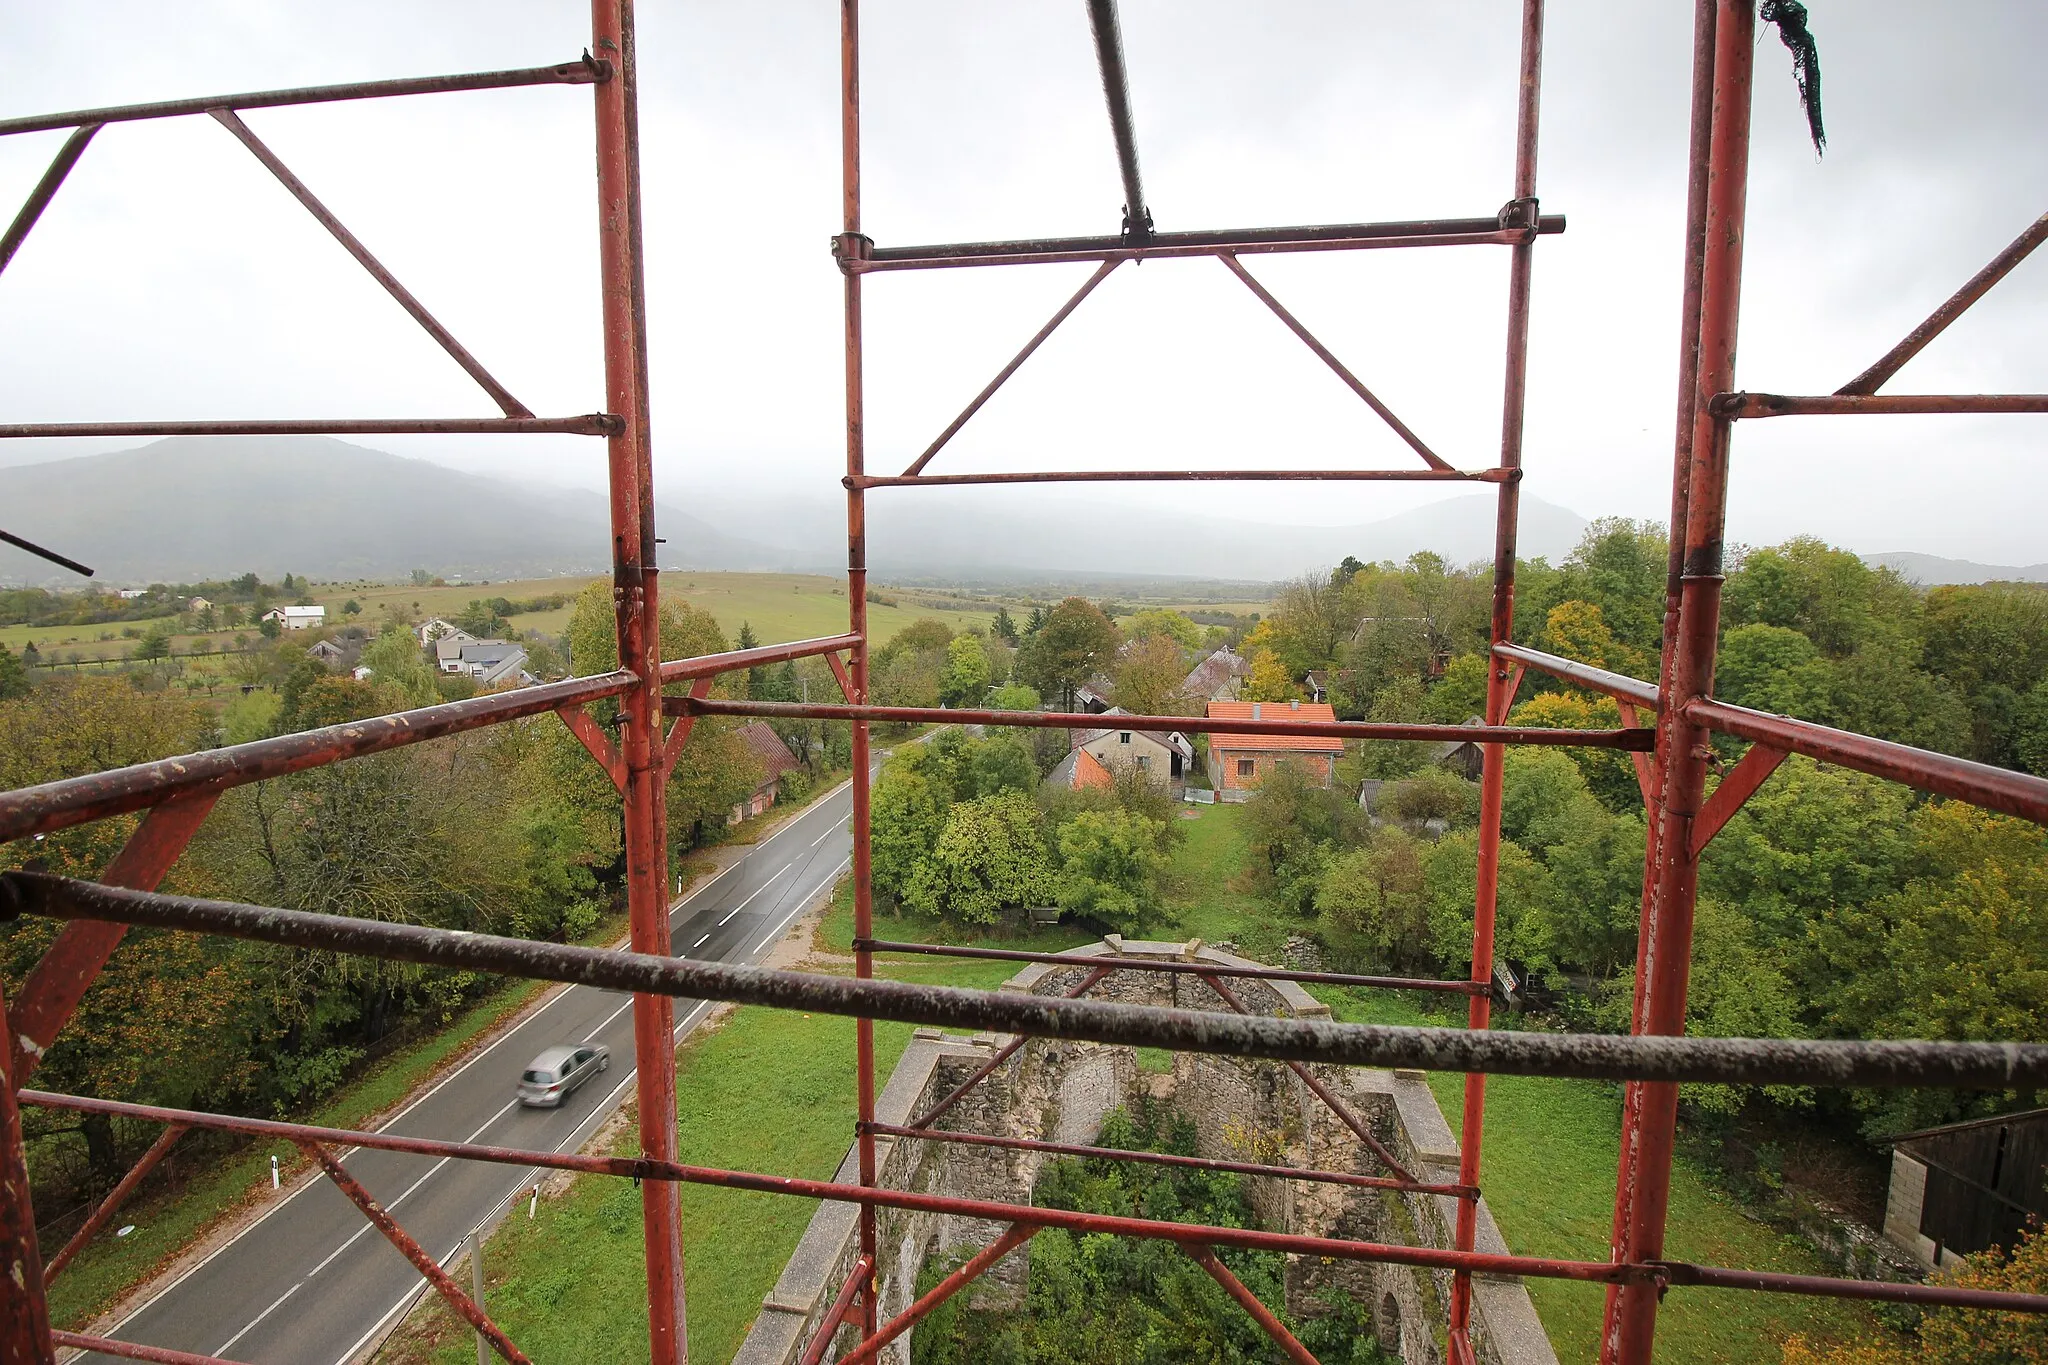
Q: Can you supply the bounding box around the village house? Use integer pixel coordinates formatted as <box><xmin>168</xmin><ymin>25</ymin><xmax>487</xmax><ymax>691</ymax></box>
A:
<box><xmin>454</xmin><ymin>640</ymin><xmax>531</xmax><ymax>687</ymax></box>
<box><xmin>305</xmin><ymin>638</ymin><xmax>346</xmax><ymax>665</ymax></box>
<box><xmin>731</xmin><ymin>722</ymin><xmax>802</xmax><ymax>822</ymax></box>
<box><xmin>186</xmin><ymin>596</ymin><xmax>212</xmax><ymax>612</ymax></box>
<box><xmin>1047</xmin><ymin>708</ymin><xmax>1192</xmax><ymax>793</ymax></box>
<box><xmin>1182</xmin><ymin>647</ymin><xmax>1249</xmax><ymax>704</ymax></box>
<box><xmin>426</xmin><ymin>625</ymin><xmax>481</xmax><ymax>673</ymax></box>
<box><xmin>262</xmin><ymin>604</ymin><xmax>326</xmax><ymax>630</ymax></box>
<box><xmin>1204</xmin><ymin>698</ymin><xmax>1343</xmax><ymax>799</ymax></box>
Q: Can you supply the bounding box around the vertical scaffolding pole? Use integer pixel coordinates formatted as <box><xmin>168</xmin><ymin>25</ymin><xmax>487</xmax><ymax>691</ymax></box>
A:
<box><xmin>839</xmin><ymin>0</ymin><xmax>881</xmax><ymax>1344</ymax></box>
<box><xmin>1449</xmin><ymin>0</ymin><xmax>1544</xmax><ymax>1342</ymax></box>
<box><xmin>0</xmin><ymin>983</ymin><xmax>56</xmax><ymax>1364</ymax></box>
<box><xmin>1600</xmin><ymin>3</ymin><xmax>1752</xmax><ymax>1361</ymax></box>
<box><xmin>592</xmin><ymin>2</ymin><xmax>687</xmax><ymax>1359</ymax></box>
<box><xmin>1602</xmin><ymin>0</ymin><xmax>1718</xmax><ymax>1337</ymax></box>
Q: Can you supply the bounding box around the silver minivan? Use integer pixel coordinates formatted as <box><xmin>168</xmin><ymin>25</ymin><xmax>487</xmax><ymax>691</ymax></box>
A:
<box><xmin>517</xmin><ymin>1043</ymin><xmax>610</xmax><ymax>1107</ymax></box>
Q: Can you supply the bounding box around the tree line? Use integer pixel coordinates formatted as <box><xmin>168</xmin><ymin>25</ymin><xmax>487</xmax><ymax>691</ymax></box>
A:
<box><xmin>0</xmin><ymin>582</ymin><xmax>827</xmax><ymax>1201</ymax></box>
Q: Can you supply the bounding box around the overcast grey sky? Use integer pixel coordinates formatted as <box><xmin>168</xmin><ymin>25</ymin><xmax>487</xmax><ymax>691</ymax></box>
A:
<box><xmin>2</xmin><ymin>2</ymin><xmax>2043</xmax><ymax>563</ymax></box>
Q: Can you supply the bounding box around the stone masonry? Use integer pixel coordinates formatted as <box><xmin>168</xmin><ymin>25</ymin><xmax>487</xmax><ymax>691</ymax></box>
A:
<box><xmin>734</xmin><ymin>940</ymin><xmax>1558</xmax><ymax>1365</ymax></box>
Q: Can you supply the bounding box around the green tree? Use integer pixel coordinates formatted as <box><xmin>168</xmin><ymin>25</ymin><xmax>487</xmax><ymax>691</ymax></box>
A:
<box><xmin>1055</xmin><ymin>807</ymin><xmax>1169</xmax><ymax>935</ymax></box>
<box><xmin>903</xmin><ymin>791</ymin><xmax>1055</xmax><ymax>923</ymax></box>
<box><xmin>1124</xmin><ymin>608</ymin><xmax>1201</xmax><ymax>650</ymax></box>
<box><xmin>357</xmin><ymin>627</ymin><xmax>440</xmax><ymax>707</ymax></box>
<box><xmin>1110</xmin><ymin>632</ymin><xmax>1194</xmax><ymax>716</ymax></box>
<box><xmin>1014</xmin><ymin>598</ymin><xmax>1120</xmax><ymax>710</ymax></box>
<box><xmin>1723</xmin><ymin>536</ymin><xmax>1919</xmax><ymax>658</ymax></box>
<box><xmin>135</xmin><ymin>621</ymin><xmax>175</xmax><ymax>662</ymax></box>
<box><xmin>1715</xmin><ymin>623</ymin><xmax>1832</xmax><ymax>715</ymax></box>
<box><xmin>342</xmin><ymin>598</ymin><xmax>362</xmax><ymax>617</ymax></box>
<box><xmin>1242</xmin><ymin>758</ymin><xmax>1365</xmax><ymax>915</ymax></box>
<box><xmin>0</xmin><ymin>643</ymin><xmax>28</xmax><ymax>699</ymax></box>
<box><xmin>986</xmin><ymin>681</ymin><xmax>1041</xmax><ymax>711</ymax></box>
<box><xmin>1358</xmin><ymin>675</ymin><xmax>1432</xmax><ymax>778</ymax></box>
<box><xmin>1428</xmin><ymin>653</ymin><xmax>1490</xmax><ymax>724</ymax></box>
<box><xmin>870</xmin><ymin>756</ymin><xmax>952</xmax><ymax>905</ymax></box>
<box><xmin>1315</xmin><ymin>830</ymin><xmax>1430</xmax><ymax>969</ymax></box>
<box><xmin>1379</xmin><ymin>767</ymin><xmax>1478</xmax><ymax>827</ymax></box>
<box><xmin>938</xmin><ymin>633</ymin><xmax>992</xmax><ymax>708</ymax></box>
<box><xmin>1540</xmin><ymin>599</ymin><xmax>1643</xmax><ymax>676</ymax></box>
<box><xmin>1420</xmin><ymin>830</ymin><xmax>1556</xmax><ymax>972</ymax></box>
<box><xmin>990</xmin><ymin>606</ymin><xmax>1018</xmax><ymax>643</ymax></box>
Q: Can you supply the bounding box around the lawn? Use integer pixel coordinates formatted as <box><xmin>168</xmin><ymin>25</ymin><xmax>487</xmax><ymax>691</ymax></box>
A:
<box><xmin>4</xmin><ymin>572</ymin><xmax>993</xmax><ymax>664</ymax></box>
<box><xmin>381</xmin><ymin>957</ymin><xmax>1017</xmax><ymax>1365</ymax></box>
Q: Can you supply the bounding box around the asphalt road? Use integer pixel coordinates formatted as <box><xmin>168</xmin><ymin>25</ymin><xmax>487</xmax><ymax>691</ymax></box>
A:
<box><xmin>81</xmin><ymin>774</ymin><xmax>861</xmax><ymax>1365</ymax></box>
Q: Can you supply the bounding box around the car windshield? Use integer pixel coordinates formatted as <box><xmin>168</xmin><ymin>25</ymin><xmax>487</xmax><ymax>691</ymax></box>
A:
<box><xmin>522</xmin><ymin>1069</ymin><xmax>555</xmax><ymax>1084</ymax></box>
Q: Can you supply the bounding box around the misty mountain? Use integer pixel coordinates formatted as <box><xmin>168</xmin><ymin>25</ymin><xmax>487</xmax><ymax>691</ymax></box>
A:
<box><xmin>686</xmin><ymin>486</ymin><xmax>1592</xmax><ymax>582</ymax></box>
<box><xmin>0</xmin><ymin>438</ymin><xmax>797</xmax><ymax>586</ymax></box>
<box><xmin>1861</xmin><ymin>551</ymin><xmax>2048</xmax><ymax>587</ymax></box>
<box><xmin>1</xmin><ymin>437</ymin><xmax>1597</xmax><ymax>588</ymax></box>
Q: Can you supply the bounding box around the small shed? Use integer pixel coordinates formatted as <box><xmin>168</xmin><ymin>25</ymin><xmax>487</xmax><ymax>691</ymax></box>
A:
<box><xmin>1883</xmin><ymin>1107</ymin><xmax>2048</xmax><ymax>1269</ymax></box>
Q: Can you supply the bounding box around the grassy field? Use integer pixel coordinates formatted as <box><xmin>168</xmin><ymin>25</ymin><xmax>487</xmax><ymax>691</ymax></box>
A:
<box><xmin>4</xmin><ymin>572</ymin><xmax>996</xmax><ymax>664</ymax></box>
<box><xmin>381</xmin><ymin>957</ymin><xmax>1017</xmax><ymax>1365</ymax></box>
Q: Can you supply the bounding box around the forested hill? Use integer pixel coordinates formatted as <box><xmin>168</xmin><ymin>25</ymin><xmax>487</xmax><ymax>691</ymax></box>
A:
<box><xmin>0</xmin><ymin>438</ymin><xmax>793</xmax><ymax>585</ymax></box>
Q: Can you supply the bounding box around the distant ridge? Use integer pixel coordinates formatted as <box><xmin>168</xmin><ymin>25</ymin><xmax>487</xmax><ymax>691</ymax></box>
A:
<box><xmin>1864</xmin><ymin>551</ymin><xmax>2048</xmax><ymax>587</ymax></box>
<box><xmin>0</xmin><ymin>437</ymin><xmax>797</xmax><ymax>585</ymax></box>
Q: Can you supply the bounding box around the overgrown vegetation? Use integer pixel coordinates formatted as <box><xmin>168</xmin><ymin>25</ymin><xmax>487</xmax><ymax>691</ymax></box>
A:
<box><xmin>911</xmin><ymin>1096</ymin><xmax>1390</xmax><ymax>1365</ymax></box>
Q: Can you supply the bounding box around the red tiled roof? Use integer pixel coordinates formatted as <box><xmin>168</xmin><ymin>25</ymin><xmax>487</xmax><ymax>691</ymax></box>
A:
<box><xmin>734</xmin><ymin>721</ymin><xmax>802</xmax><ymax>786</ymax></box>
<box><xmin>1205</xmin><ymin>699</ymin><xmax>1344</xmax><ymax>753</ymax></box>
<box><xmin>1073</xmin><ymin>747</ymin><xmax>1114</xmax><ymax>790</ymax></box>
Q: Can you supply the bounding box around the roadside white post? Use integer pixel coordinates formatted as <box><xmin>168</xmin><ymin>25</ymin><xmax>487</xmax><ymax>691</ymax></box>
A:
<box><xmin>471</xmin><ymin>1227</ymin><xmax>488</xmax><ymax>1365</ymax></box>
<box><xmin>528</xmin><ymin>1183</ymin><xmax>539</xmax><ymax>1219</ymax></box>
<box><xmin>270</xmin><ymin>1154</ymin><xmax>279</xmax><ymax>1190</ymax></box>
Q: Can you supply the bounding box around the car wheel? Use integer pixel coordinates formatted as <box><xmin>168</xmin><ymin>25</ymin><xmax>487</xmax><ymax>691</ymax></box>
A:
<box><xmin>599</xmin><ymin>1055</ymin><xmax>610</xmax><ymax>1071</ymax></box>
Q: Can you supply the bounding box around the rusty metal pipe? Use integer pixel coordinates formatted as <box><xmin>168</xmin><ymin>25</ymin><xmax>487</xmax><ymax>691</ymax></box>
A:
<box><xmin>855</xmin><ymin>939</ymin><xmax>1487</xmax><ymax>995</ymax></box>
<box><xmin>1085</xmin><ymin>0</ymin><xmax>1149</xmax><ymax>238</ymax></box>
<box><xmin>300</xmin><ymin>1143</ymin><xmax>530</xmax><ymax>1363</ymax></box>
<box><xmin>209</xmin><ymin>110</ymin><xmax>533</xmax><ymax>418</ymax></box>
<box><xmin>901</xmin><ymin>259</ymin><xmax>1121</xmax><ymax>476</ymax></box>
<box><xmin>853</xmin><ymin>467</ymin><xmax>1501</xmax><ymax>487</ymax></box>
<box><xmin>834</xmin><ymin>1225</ymin><xmax>1038</xmax><ymax>1365</ymax></box>
<box><xmin>1219</xmin><ymin>253</ymin><xmax>1452</xmax><ymax>470</ymax></box>
<box><xmin>24</xmin><ymin>874</ymin><xmax>2048</xmax><ymax>1089</ymax></box>
<box><xmin>1493</xmin><ymin>643</ymin><xmax>1662</xmax><ymax>709</ymax></box>
<box><xmin>42</xmin><ymin>1123</ymin><xmax>187</xmax><ymax>1284</ymax></box>
<box><xmin>1185</xmin><ymin>1244</ymin><xmax>1320</xmax><ymax>1365</ymax></box>
<box><xmin>0</xmin><ymin>416</ymin><xmax>618</xmax><ymax>439</ymax></box>
<box><xmin>19</xmin><ymin>1089</ymin><xmax>2048</xmax><ymax>1312</ymax></box>
<box><xmin>1838</xmin><ymin>209</ymin><xmax>2048</xmax><ymax>395</ymax></box>
<box><xmin>857</xmin><ymin>213</ymin><xmax>1566</xmax><ymax>267</ymax></box>
<box><xmin>0</xmin><ymin>670</ymin><xmax>635</xmax><ymax>845</ymax></box>
<box><xmin>1688</xmin><ymin>697</ymin><xmax>2048</xmax><ymax>826</ymax></box>
<box><xmin>0</xmin><ymin>123</ymin><xmax>100</xmax><ymax>278</ymax></box>
<box><xmin>906</xmin><ymin>967</ymin><xmax>1114</xmax><ymax>1131</ymax></box>
<box><xmin>48</xmin><ymin>1332</ymin><xmax>245</xmax><ymax>1364</ymax></box>
<box><xmin>1720</xmin><ymin>392</ymin><xmax>2048</xmax><ymax>418</ymax></box>
<box><xmin>1199</xmin><ymin>972</ymin><xmax>1417</xmax><ymax>1184</ymax></box>
<box><xmin>0</xmin><ymin>59</ymin><xmax>608</xmax><ymax>137</ymax></box>
<box><xmin>908</xmin><ymin>970</ymin><xmax>1107</xmax><ymax>1117</ymax></box>
<box><xmin>795</xmin><ymin>1253</ymin><xmax>871</xmax><ymax>1365</ymax></box>
<box><xmin>0</xmin><ymin>983</ymin><xmax>54</xmax><ymax>1363</ymax></box>
<box><xmin>865</xmin><ymin>1123</ymin><xmax>1472</xmax><ymax>1197</ymax></box>
<box><xmin>671</xmin><ymin>697</ymin><xmax>1654</xmax><ymax>751</ymax></box>
<box><xmin>0</xmin><ymin>528</ymin><xmax>92</xmax><ymax>578</ymax></box>
<box><xmin>657</xmin><ymin>633</ymin><xmax>862</xmax><ymax>683</ymax></box>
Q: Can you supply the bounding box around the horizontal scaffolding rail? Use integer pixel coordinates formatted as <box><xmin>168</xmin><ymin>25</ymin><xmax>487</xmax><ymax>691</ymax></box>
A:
<box><xmin>8</xmin><ymin>875</ymin><xmax>2048</xmax><ymax>1091</ymax></box>
<box><xmin>850</xmin><ymin>467</ymin><xmax>1506</xmax><ymax>487</ymax></box>
<box><xmin>841</xmin><ymin>212</ymin><xmax>1566</xmax><ymax>272</ymax></box>
<box><xmin>0</xmin><ymin>416</ymin><xmax>619</xmax><ymax>439</ymax></box>
<box><xmin>0</xmin><ymin>59</ymin><xmax>608</xmax><ymax>137</ymax></box>
<box><xmin>856</xmin><ymin>939</ymin><xmax>1488</xmax><ymax>996</ymax></box>
<box><xmin>1716</xmin><ymin>392</ymin><xmax>2048</xmax><ymax>418</ymax></box>
<box><xmin>670</xmin><ymin>697</ymin><xmax>1656</xmax><ymax>750</ymax></box>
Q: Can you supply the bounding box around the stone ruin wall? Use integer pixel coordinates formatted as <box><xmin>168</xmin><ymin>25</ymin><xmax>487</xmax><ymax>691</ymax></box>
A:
<box><xmin>734</xmin><ymin>940</ymin><xmax>1558</xmax><ymax>1365</ymax></box>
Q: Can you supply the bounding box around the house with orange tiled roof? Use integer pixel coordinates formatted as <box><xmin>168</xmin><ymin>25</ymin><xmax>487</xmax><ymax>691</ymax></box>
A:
<box><xmin>1204</xmin><ymin>698</ymin><xmax>1343</xmax><ymax>799</ymax></box>
<box><xmin>1047</xmin><ymin>744</ymin><xmax>1116</xmax><ymax>792</ymax></box>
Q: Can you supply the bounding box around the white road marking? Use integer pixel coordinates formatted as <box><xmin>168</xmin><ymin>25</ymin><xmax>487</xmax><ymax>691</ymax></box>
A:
<box><xmin>718</xmin><ymin>864</ymin><xmax>792</xmax><ymax>926</ymax></box>
<box><xmin>136</xmin><ymin>778</ymin><xmax>873</xmax><ymax>1365</ymax></box>
<box><xmin>692</xmin><ymin>934</ymin><xmax>710</xmax><ymax>949</ymax></box>
<box><xmin>215</xmin><ymin>1280</ymin><xmax>300</xmax><ymax>1356</ymax></box>
<box><xmin>583</xmin><ymin>999</ymin><xmax>634</xmax><ymax>1042</ymax></box>
<box><xmin>755</xmin><ymin>856</ymin><xmax>851</xmax><ymax>953</ymax></box>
